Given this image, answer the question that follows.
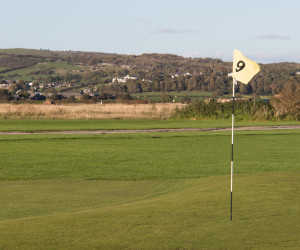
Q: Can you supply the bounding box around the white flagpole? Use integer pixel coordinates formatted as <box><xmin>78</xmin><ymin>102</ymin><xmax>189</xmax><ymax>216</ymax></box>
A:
<box><xmin>231</xmin><ymin>78</ymin><xmax>237</xmax><ymax>221</ymax></box>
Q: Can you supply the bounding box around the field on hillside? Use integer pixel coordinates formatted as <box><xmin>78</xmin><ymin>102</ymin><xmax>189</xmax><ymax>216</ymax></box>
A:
<box><xmin>0</xmin><ymin>129</ymin><xmax>299</xmax><ymax>248</ymax></box>
<box><xmin>131</xmin><ymin>91</ymin><xmax>215</xmax><ymax>102</ymax></box>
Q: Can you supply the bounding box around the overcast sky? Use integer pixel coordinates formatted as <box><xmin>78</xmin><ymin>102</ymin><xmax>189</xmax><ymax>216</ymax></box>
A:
<box><xmin>1</xmin><ymin>0</ymin><xmax>300</xmax><ymax>63</ymax></box>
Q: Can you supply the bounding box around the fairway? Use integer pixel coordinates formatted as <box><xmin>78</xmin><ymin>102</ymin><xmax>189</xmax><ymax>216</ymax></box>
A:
<box><xmin>0</xmin><ymin>119</ymin><xmax>299</xmax><ymax>132</ymax></box>
<box><xmin>0</xmin><ymin>128</ymin><xmax>299</xmax><ymax>248</ymax></box>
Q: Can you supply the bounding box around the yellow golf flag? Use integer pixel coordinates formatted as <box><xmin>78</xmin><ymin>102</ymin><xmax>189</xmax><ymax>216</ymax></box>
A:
<box><xmin>232</xmin><ymin>49</ymin><xmax>260</xmax><ymax>84</ymax></box>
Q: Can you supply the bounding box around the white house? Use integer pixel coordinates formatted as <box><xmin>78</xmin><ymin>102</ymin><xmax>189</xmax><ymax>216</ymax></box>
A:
<box><xmin>124</xmin><ymin>75</ymin><xmax>138</xmax><ymax>80</ymax></box>
<box><xmin>112</xmin><ymin>77</ymin><xmax>126</xmax><ymax>83</ymax></box>
<box><xmin>171</xmin><ymin>72</ymin><xmax>191</xmax><ymax>78</ymax></box>
<box><xmin>141</xmin><ymin>79</ymin><xmax>152</xmax><ymax>82</ymax></box>
<box><xmin>112</xmin><ymin>75</ymin><xmax>138</xmax><ymax>83</ymax></box>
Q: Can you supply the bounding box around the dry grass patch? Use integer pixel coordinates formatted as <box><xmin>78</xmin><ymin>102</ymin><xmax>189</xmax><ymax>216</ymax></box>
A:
<box><xmin>0</xmin><ymin>103</ymin><xmax>185</xmax><ymax>120</ymax></box>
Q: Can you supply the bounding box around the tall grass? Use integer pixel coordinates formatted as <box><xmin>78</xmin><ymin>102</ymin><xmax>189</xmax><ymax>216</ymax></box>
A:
<box><xmin>0</xmin><ymin>103</ymin><xmax>185</xmax><ymax>120</ymax></box>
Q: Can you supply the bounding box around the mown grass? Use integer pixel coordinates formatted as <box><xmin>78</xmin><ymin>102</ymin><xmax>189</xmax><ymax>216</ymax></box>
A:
<box><xmin>0</xmin><ymin>173</ymin><xmax>299</xmax><ymax>249</ymax></box>
<box><xmin>0</xmin><ymin>118</ymin><xmax>299</xmax><ymax>132</ymax></box>
<box><xmin>0</xmin><ymin>179</ymin><xmax>184</xmax><ymax>221</ymax></box>
<box><xmin>0</xmin><ymin>130</ymin><xmax>299</xmax><ymax>180</ymax></box>
<box><xmin>0</xmin><ymin>129</ymin><xmax>299</xmax><ymax>248</ymax></box>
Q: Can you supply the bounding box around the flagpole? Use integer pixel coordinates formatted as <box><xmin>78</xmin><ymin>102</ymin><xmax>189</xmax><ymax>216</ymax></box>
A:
<box><xmin>231</xmin><ymin>49</ymin><xmax>260</xmax><ymax>221</ymax></box>
<box><xmin>231</xmin><ymin>78</ymin><xmax>237</xmax><ymax>221</ymax></box>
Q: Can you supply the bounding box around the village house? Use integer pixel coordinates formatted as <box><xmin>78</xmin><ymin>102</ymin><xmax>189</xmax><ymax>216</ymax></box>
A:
<box><xmin>83</xmin><ymin>88</ymin><xmax>92</xmax><ymax>93</ymax></box>
<box><xmin>171</xmin><ymin>72</ymin><xmax>191</xmax><ymax>78</ymax></box>
<box><xmin>46</xmin><ymin>82</ymin><xmax>62</xmax><ymax>88</ymax></box>
<box><xmin>141</xmin><ymin>79</ymin><xmax>152</xmax><ymax>83</ymax></box>
<box><xmin>217</xmin><ymin>98</ymin><xmax>231</xmax><ymax>103</ymax></box>
<box><xmin>0</xmin><ymin>83</ymin><xmax>8</xmax><ymax>89</ymax></box>
<box><xmin>61</xmin><ymin>91</ymin><xmax>82</xmax><ymax>99</ymax></box>
<box><xmin>112</xmin><ymin>75</ymin><xmax>138</xmax><ymax>83</ymax></box>
<box><xmin>28</xmin><ymin>82</ymin><xmax>44</xmax><ymax>89</ymax></box>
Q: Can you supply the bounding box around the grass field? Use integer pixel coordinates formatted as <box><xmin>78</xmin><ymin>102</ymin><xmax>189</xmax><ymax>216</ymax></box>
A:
<box><xmin>131</xmin><ymin>91</ymin><xmax>214</xmax><ymax>102</ymax></box>
<box><xmin>0</xmin><ymin>128</ymin><xmax>299</xmax><ymax>248</ymax></box>
<box><xmin>0</xmin><ymin>118</ymin><xmax>299</xmax><ymax>132</ymax></box>
<box><xmin>1</xmin><ymin>130</ymin><xmax>300</xmax><ymax>180</ymax></box>
<box><xmin>0</xmin><ymin>48</ymin><xmax>82</xmax><ymax>81</ymax></box>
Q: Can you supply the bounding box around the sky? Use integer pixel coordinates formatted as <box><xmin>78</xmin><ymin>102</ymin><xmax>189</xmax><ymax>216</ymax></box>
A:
<box><xmin>1</xmin><ymin>0</ymin><xmax>300</xmax><ymax>63</ymax></box>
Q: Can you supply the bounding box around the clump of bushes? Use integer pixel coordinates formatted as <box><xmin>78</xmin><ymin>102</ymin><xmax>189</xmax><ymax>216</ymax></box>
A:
<box><xmin>172</xmin><ymin>100</ymin><xmax>274</xmax><ymax>121</ymax></box>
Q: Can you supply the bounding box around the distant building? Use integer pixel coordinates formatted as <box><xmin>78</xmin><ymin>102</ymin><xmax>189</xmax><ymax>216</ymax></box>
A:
<box><xmin>83</xmin><ymin>88</ymin><xmax>91</xmax><ymax>93</ymax></box>
<box><xmin>217</xmin><ymin>98</ymin><xmax>231</xmax><ymax>103</ymax></box>
<box><xmin>171</xmin><ymin>72</ymin><xmax>191</xmax><ymax>78</ymax></box>
<box><xmin>0</xmin><ymin>84</ymin><xmax>8</xmax><ymax>89</ymax></box>
<box><xmin>61</xmin><ymin>91</ymin><xmax>82</xmax><ymax>99</ymax></box>
<box><xmin>112</xmin><ymin>77</ymin><xmax>126</xmax><ymax>83</ymax></box>
<box><xmin>141</xmin><ymin>79</ymin><xmax>152</xmax><ymax>82</ymax></box>
<box><xmin>112</xmin><ymin>75</ymin><xmax>138</xmax><ymax>83</ymax></box>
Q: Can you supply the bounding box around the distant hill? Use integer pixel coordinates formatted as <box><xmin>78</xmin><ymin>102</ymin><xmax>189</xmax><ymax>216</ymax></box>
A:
<box><xmin>1</xmin><ymin>48</ymin><xmax>300</xmax><ymax>96</ymax></box>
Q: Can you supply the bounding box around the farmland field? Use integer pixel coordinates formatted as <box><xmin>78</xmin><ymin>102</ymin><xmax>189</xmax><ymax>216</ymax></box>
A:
<box><xmin>131</xmin><ymin>91</ymin><xmax>214</xmax><ymax>102</ymax></box>
<box><xmin>0</xmin><ymin>128</ymin><xmax>299</xmax><ymax>249</ymax></box>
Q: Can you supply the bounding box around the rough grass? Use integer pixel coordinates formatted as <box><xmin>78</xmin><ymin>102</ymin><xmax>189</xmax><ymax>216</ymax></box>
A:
<box><xmin>0</xmin><ymin>103</ymin><xmax>185</xmax><ymax>120</ymax></box>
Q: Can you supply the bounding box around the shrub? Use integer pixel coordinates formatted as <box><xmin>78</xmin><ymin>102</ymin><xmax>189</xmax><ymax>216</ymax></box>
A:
<box><xmin>173</xmin><ymin>100</ymin><xmax>274</xmax><ymax>121</ymax></box>
<box><xmin>161</xmin><ymin>93</ymin><xmax>172</xmax><ymax>103</ymax></box>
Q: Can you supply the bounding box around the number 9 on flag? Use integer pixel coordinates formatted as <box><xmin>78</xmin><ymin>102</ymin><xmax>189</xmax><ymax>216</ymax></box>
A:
<box><xmin>232</xmin><ymin>49</ymin><xmax>260</xmax><ymax>84</ymax></box>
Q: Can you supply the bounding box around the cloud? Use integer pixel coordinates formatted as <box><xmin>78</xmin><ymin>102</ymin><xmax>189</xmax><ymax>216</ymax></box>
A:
<box><xmin>152</xmin><ymin>28</ymin><xmax>199</xmax><ymax>34</ymax></box>
<box><xmin>255</xmin><ymin>34</ymin><xmax>290</xmax><ymax>40</ymax></box>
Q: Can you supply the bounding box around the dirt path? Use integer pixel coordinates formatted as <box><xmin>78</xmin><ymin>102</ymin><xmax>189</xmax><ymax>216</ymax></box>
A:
<box><xmin>0</xmin><ymin>125</ymin><xmax>299</xmax><ymax>135</ymax></box>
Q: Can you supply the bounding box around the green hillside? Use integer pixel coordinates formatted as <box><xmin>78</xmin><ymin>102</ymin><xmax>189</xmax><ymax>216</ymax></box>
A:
<box><xmin>1</xmin><ymin>48</ymin><xmax>300</xmax><ymax>97</ymax></box>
